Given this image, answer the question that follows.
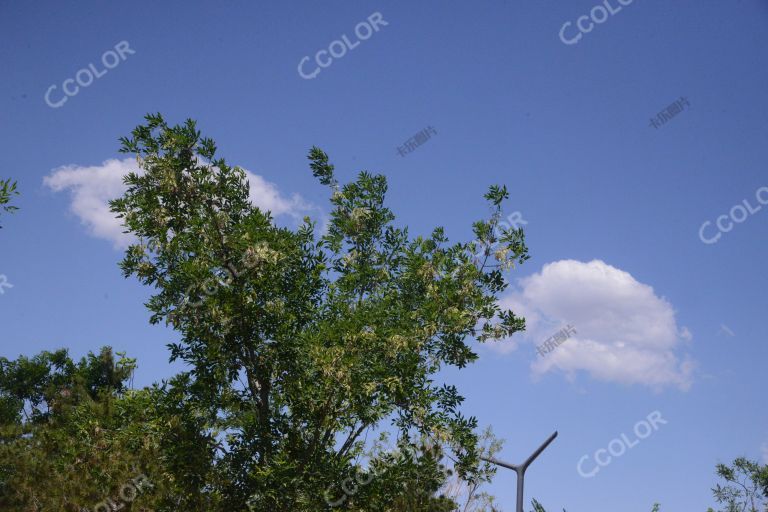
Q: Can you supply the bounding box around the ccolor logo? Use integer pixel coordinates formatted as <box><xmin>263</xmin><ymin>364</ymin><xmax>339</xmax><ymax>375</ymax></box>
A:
<box><xmin>699</xmin><ymin>186</ymin><xmax>768</xmax><ymax>245</ymax></box>
<box><xmin>45</xmin><ymin>41</ymin><xmax>135</xmax><ymax>109</ymax></box>
<box><xmin>298</xmin><ymin>12</ymin><xmax>388</xmax><ymax>80</ymax></box>
<box><xmin>559</xmin><ymin>0</ymin><xmax>635</xmax><ymax>46</ymax></box>
<box><xmin>577</xmin><ymin>410</ymin><xmax>667</xmax><ymax>478</ymax></box>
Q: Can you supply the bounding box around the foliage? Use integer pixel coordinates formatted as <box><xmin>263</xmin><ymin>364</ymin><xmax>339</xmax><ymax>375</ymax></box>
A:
<box><xmin>0</xmin><ymin>347</ymin><xmax>226</xmax><ymax>511</ymax></box>
<box><xmin>0</xmin><ymin>347</ymin><xmax>134</xmax><ymax>426</ymax></box>
<box><xmin>0</xmin><ymin>348</ymin><xmax>153</xmax><ymax>511</ymax></box>
<box><xmin>0</xmin><ymin>113</ymin><xmax>530</xmax><ymax>510</ymax></box>
<box><xmin>100</xmin><ymin>113</ymin><xmax>525</xmax><ymax>510</ymax></box>
<box><xmin>708</xmin><ymin>457</ymin><xmax>768</xmax><ymax>512</ymax></box>
<box><xmin>442</xmin><ymin>426</ymin><xmax>503</xmax><ymax>512</ymax></box>
<box><xmin>340</xmin><ymin>439</ymin><xmax>458</xmax><ymax>511</ymax></box>
<box><xmin>0</xmin><ymin>178</ymin><xmax>19</xmax><ymax>228</ymax></box>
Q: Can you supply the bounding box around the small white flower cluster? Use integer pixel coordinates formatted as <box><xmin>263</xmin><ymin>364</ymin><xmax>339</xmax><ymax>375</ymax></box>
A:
<box><xmin>349</xmin><ymin>206</ymin><xmax>371</xmax><ymax>225</ymax></box>
<box><xmin>469</xmin><ymin>211</ymin><xmax>527</xmax><ymax>265</ymax></box>
<box><xmin>183</xmin><ymin>242</ymin><xmax>281</xmax><ymax>307</ymax></box>
<box><xmin>242</xmin><ymin>241</ymin><xmax>281</xmax><ymax>268</ymax></box>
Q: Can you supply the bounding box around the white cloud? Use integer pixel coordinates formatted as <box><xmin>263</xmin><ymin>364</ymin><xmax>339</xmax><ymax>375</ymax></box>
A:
<box><xmin>43</xmin><ymin>158</ymin><xmax>138</xmax><ymax>249</ymax></box>
<box><xmin>44</xmin><ymin>158</ymin><xmax>313</xmax><ymax>249</ymax></box>
<box><xmin>245</xmin><ymin>171</ymin><xmax>311</xmax><ymax>219</ymax></box>
<box><xmin>492</xmin><ymin>259</ymin><xmax>694</xmax><ymax>391</ymax></box>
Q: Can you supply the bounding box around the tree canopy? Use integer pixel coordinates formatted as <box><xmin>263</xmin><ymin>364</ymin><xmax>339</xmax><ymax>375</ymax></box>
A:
<box><xmin>109</xmin><ymin>113</ymin><xmax>529</xmax><ymax>510</ymax></box>
<box><xmin>0</xmin><ymin>114</ymin><xmax>531</xmax><ymax>511</ymax></box>
<box><xmin>708</xmin><ymin>457</ymin><xmax>768</xmax><ymax>512</ymax></box>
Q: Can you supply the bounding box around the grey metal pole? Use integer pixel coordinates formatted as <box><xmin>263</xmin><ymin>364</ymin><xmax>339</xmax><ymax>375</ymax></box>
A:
<box><xmin>481</xmin><ymin>431</ymin><xmax>558</xmax><ymax>512</ymax></box>
<box><xmin>516</xmin><ymin>467</ymin><xmax>525</xmax><ymax>512</ymax></box>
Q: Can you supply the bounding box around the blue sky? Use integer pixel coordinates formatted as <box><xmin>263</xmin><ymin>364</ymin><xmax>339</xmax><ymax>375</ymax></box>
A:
<box><xmin>1</xmin><ymin>0</ymin><xmax>768</xmax><ymax>510</ymax></box>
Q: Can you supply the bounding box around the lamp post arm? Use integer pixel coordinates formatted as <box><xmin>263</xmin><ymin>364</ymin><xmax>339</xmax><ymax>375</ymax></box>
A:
<box><xmin>521</xmin><ymin>431</ymin><xmax>558</xmax><ymax>471</ymax></box>
<box><xmin>480</xmin><ymin>456</ymin><xmax>519</xmax><ymax>473</ymax></box>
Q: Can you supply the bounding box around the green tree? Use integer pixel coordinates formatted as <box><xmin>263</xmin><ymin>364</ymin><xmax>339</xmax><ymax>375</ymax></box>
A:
<box><xmin>0</xmin><ymin>348</ymin><xmax>220</xmax><ymax>511</ymax></box>
<box><xmin>0</xmin><ymin>178</ymin><xmax>19</xmax><ymax>228</ymax></box>
<box><xmin>442</xmin><ymin>426</ymin><xmax>504</xmax><ymax>512</ymax></box>
<box><xmin>0</xmin><ymin>348</ymin><xmax>152</xmax><ymax>511</ymax></box>
<box><xmin>708</xmin><ymin>457</ymin><xmax>768</xmax><ymax>512</ymax></box>
<box><xmin>338</xmin><ymin>439</ymin><xmax>458</xmax><ymax>511</ymax></box>
<box><xmin>108</xmin><ymin>113</ymin><xmax>530</xmax><ymax>511</ymax></box>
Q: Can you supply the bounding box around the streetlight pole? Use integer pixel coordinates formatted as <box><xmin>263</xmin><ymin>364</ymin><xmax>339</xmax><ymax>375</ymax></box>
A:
<box><xmin>480</xmin><ymin>431</ymin><xmax>558</xmax><ymax>512</ymax></box>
